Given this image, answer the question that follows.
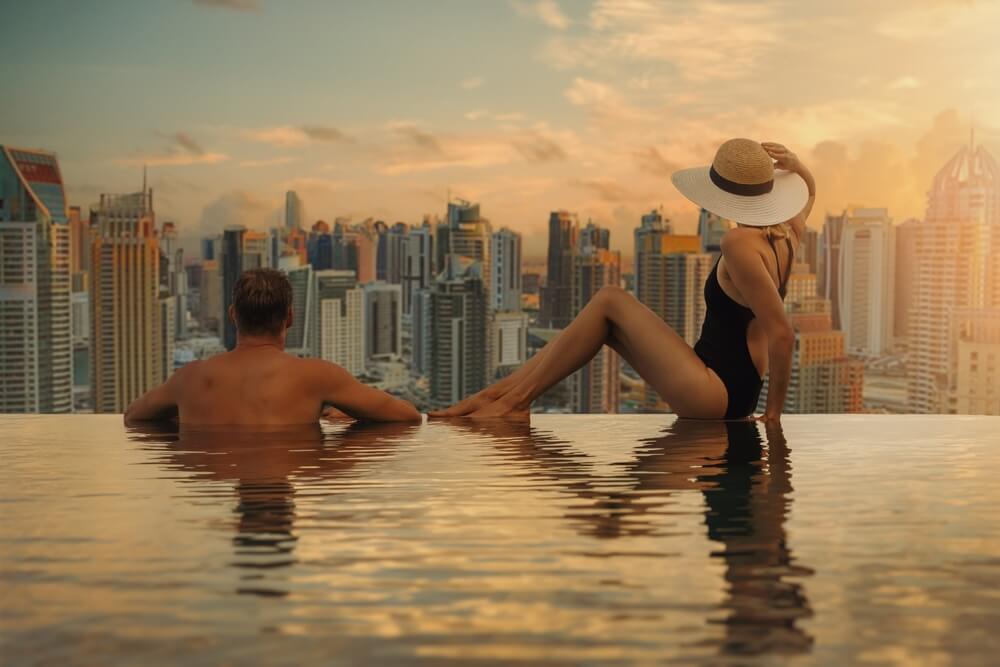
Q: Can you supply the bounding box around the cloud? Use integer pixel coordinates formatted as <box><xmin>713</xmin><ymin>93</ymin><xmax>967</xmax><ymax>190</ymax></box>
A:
<box><xmin>171</xmin><ymin>132</ymin><xmax>205</xmax><ymax>155</ymax></box>
<box><xmin>461</xmin><ymin>76</ymin><xmax>485</xmax><ymax>90</ymax></box>
<box><xmin>238</xmin><ymin>156</ymin><xmax>297</xmax><ymax>167</ymax></box>
<box><xmin>633</xmin><ymin>146</ymin><xmax>679</xmax><ymax>178</ymax></box>
<box><xmin>246</xmin><ymin>125</ymin><xmax>350</xmax><ymax>147</ymax></box>
<box><xmin>541</xmin><ymin>0</ymin><xmax>778</xmax><ymax>81</ymax></box>
<box><xmin>392</xmin><ymin>124</ymin><xmax>445</xmax><ymax>154</ymax></box>
<box><xmin>465</xmin><ymin>109</ymin><xmax>489</xmax><ymax>121</ymax></box>
<box><xmin>888</xmin><ymin>76</ymin><xmax>922</xmax><ymax>90</ymax></box>
<box><xmin>197</xmin><ymin>190</ymin><xmax>278</xmax><ymax>236</ymax></box>
<box><xmin>511</xmin><ymin>132</ymin><xmax>568</xmax><ymax>162</ymax></box>
<box><xmin>193</xmin><ymin>0</ymin><xmax>260</xmax><ymax>11</ymax></box>
<box><xmin>512</xmin><ymin>0</ymin><xmax>570</xmax><ymax>30</ymax></box>
<box><xmin>570</xmin><ymin>178</ymin><xmax>635</xmax><ymax>203</ymax></box>
<box><xmin>117</xmin><ymin>132</ymin><xmax>228</xmax><ymax>166</ymax></box>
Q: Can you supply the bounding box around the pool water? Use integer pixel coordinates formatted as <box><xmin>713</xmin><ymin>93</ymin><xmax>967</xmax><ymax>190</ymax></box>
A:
<box><xmin>2</xmin><ymin>414</ymin><xmax>999</xmax><ymax>665</ymax></box>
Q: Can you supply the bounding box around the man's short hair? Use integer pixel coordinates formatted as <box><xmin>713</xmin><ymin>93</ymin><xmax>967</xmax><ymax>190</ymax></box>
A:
<box><xmin>231</xmin><ymin>268</ymin><xmax>293</xmax><ymax>336</ymax></box>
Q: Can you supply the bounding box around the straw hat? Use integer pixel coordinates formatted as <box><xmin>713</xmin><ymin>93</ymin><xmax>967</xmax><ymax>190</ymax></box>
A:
<box><xmin>670</xmin><ymin>138</ymin><xmax>808</xmax><ymax>227</ymax></box>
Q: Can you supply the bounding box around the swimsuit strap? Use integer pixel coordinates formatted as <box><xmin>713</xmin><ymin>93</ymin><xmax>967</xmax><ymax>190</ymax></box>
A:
<box><xmin>768</xmin><ymin>234</ymin><xmax>795</xmax><ymax>297</ymax></box>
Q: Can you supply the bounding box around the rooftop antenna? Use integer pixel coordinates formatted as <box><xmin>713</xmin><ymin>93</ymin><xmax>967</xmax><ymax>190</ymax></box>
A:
<box><xmin>142</xmin><ymin>163</ymin><xmax>147</xmax><ymax>193</ymax></box>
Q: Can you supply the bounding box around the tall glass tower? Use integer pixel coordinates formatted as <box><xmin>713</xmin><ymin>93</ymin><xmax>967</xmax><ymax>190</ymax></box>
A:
<box><xmin>0</xmin><ymin>146</ymin><xmax>72</xmax><ymax>413</ymax></box>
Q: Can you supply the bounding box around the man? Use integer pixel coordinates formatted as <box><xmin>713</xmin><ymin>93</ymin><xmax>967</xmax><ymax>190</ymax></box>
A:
<box><xmin>125</xmin><ymin>268</ymin><xmax>421</xmax><ymax>425</ymax></box>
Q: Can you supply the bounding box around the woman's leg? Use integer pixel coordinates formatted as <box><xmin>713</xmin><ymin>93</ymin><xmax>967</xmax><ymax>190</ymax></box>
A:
<box><xmin>468</xmin><ymin>286</ymin><xmax>729</xmax><ymax>419</ymax></box>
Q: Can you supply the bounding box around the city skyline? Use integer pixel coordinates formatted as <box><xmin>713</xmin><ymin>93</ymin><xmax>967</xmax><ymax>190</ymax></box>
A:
<box><xmin>3</xmin><ymin>1</ymin><xmax>998</xmax><ymax>259</ymax></box>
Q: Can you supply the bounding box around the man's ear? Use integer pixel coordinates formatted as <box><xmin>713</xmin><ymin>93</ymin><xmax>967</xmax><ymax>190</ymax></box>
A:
<box><xmin>285</xmin><ymin>307</ymin><xmax>294</xmax><ymax>331</ymax></box>
<box><xmin>228</xmin><ymin>305</ymin><xmax>237</xmax><ymax>326</ymax></box>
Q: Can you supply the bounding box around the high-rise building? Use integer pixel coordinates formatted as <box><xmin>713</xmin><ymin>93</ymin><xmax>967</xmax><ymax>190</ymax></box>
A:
<box><xmin>491</xmin><ymin>310</ymin><xmax>529</xmax><ymax>377</ymax></box>
<box><xmin>893</xmin><ymin>218</ymin><xmax>919</xmax><ymax>346</ymax></box>
<box><xmin>800</xmin><ymin>227</ymin><xmax>820</xmax><ymax>276</ymax></box>
<box><xmin>838</xmin><ymin>207</ymin><xmax>895</xmax><ymax>357</ymax></box>
<box><xmin>948</xmin><ymin>308</ymin><xmax>1000</xmax><ymax>415</ymax></box>
<box><xmin>757</xmin><ymin>283</ymin><xmax>864</xmax><ymax>414</ymax></box>
<box><xmin>284</xmin><ymin>264</ymin><xmax>314</xmax><ymax>357</ymax></box>
<box><xmin>314</xmin><ymin>270</ymin><xmax>364</xmax><ymax>375</ymax></box>
<box><xmin>696</xmin><ymin>207</ymin><xmax>730</xmax><ymax>260</ymax></box>
<box><xmin>198</xmin><ymin>260</ymin><xmax>222</xmax><ymax>336</ymax></box>
<box><xmin>446</xmin><ymin>200</ymin><xmax>492</xmax><ymax>297</ymax></box>
<box><xmin>539</xmin><ymin>210</ymin><xmax>578</xmax><ymax>328</ymax></box>
<box><xmin>160</xmin><ymin>221</ymin><xmax>189</xmax><ymax>341</ymax></box>
<box><xmin>160</xmin><ymin>295</ymin><xmax>177</xmax><ymax>377</ymax></box>
<box><xmin>491</xmin><ymin>228</ymin><xmax>522</xmax><ymax>313</ymax></box>
<box><xmin>243</xmin><ymin>229</ymin><xmax>270</xmax><ymax>270</ymax></box>
<box><xmin>285</xmin><ymin>190</ymin><xmax>303</xmax><ymax>231</ymax></box>
<box><xmin>377</xmin><ymin>222</ymin><xmax>408</xmax><ymax>285</ymax></box>
<box><xmin>0</xmin><ymin>147</ymin><xmax>73</xmax><ymax>413</ymax></box>
<box><xmin>70</xmin><ymin>283</ymin><xmax>91</xmax><ymax>412</ymax></box>
<box><xmin>364</xmin><ymin>282</ymin><xmax>402</xmax><ymax>359</ymax></box>
<box><xmin>570</xmin><ymin>225</ymin><xmax>621</xmax><ymax>414</ymax></box>
<box><xmin>403</xmin><ymin>223</ymin><xmax>434</xmax><ymax>315</ymax></box>
<box><xmin>90</xmin><ymin>188</ymin><xmax>167</xmax><ymax>413</ymax></box>
<box><xmin>634</xmin><ymin>218</ymin><xmax>709</xmax><ymax>410</ymax></box>
<box><xmin>785</xmin><ymin>263</ymin><xmax>818</xmax><ymax>306</ymax></box>
<box><xmin>68</xmin><ymin>205</ymin><xmax>91</xmax><ymax>277</ymax></box>
<box><xmin>820</xmin><ymin>210</ymin><xmax>848</xmax><ymax>330</ymax></box>
<box><xmin>220</xmin><ymin>225</ymin><xmax>246</xmax><ymax>350</ymax></box>
<box><xmin>908</xmin><ymin>135</ymin><xmax>1000</xmax><ymax>413</ymax></box>
<box><xmin>429</xmin><ymin>255</ymin><xmax>488</xmax><ymax>407</ymax></box>
<box><xmin>410</xmin><ymin>287</ymin><xmax>433</xmax><ymax>376</ymax></box>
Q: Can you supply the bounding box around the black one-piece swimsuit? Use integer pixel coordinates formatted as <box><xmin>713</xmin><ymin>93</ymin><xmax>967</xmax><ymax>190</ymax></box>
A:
<box><xmin>693</xmin><ymin>237</ymin><xmax>793</xmax><ymax>419</ymax></box>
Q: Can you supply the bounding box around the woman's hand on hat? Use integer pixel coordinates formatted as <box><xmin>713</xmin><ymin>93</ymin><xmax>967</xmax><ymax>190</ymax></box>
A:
<box><xmin>761</xmin><ymin>142</ymin><xmax>800</xmax><ymax>172</ymax></box>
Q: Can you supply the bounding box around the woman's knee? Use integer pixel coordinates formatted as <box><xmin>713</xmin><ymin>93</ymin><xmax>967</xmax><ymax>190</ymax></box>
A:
<box><xmin>594</xmin><ymin>285</ymin><xmax>632</xmax><ymax>313</ymax></box>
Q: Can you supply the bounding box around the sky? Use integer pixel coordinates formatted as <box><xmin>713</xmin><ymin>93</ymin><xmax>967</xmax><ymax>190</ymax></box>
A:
<box><xmin>2</xmin><ymin>0</ymin><xmax>998</xmax><ymax>261</ymax></box>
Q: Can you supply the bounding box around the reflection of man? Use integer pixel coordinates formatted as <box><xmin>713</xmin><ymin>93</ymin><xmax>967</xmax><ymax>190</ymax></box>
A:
<box><xmin>125</xmin><ymin>269</ymin><xmax>421</xmax><ymax>426</ymax></box>
<box><xmin>445</xmin><ymin>417</ymin><xmax>813</xmax><ymax>655</ymax></box>
<box><xmin>133</xmin><ymin>421</ymin><xmax>418</xmax><ymax>597</ymax></box>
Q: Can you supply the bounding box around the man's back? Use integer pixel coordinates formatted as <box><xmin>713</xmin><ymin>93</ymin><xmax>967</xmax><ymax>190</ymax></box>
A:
<box><xmin>123</xmin><ymin>268</ymin><xmax>421</xmax><ymax>426</ymax></box>
<box><xmin>175</xmin><ymin>348</ymin><xmax>324</xmax><ymax>426</ymax></box>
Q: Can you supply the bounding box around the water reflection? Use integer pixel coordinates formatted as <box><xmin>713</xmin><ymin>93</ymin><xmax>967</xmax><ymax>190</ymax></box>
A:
<box><xmin>129</xmin><ymin>421</ymin><xmax>415</xmax><ymax>597</ymax></box>
<box><xmin>450</xmin><ymin>417</ymin><xmax>814</xmax><ymax>656</ymax></box>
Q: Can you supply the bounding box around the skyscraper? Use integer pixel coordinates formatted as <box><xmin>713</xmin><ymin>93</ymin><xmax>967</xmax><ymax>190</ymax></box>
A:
<box><xmin>948</xmin><ymin>308</ymin><xmax>1000</xmax><ymax>415</ymax></box>
<box><xmin>820</xmin><ymin>211</ymin><xmax>848</xmax><ymax>330</ymax></box>
<box><xmin>696</xmin><ymin>207</ymin><xmax>730</xmax><ymax>260</ymax></box>
<box><xmin>757</xmin><ymin>277</ymin><xmax>864</xmax><ymax>414</ymax></box>
<box><xmin>570</xmin><ymin>223</ymin><xmax>621</xmax><ymax>414</ymax></box>
<box><xmin>491</xmin><ymin>228</ymin><xmax>522</xmax><ymax>312</ymax></box>
<box><xmin>221</xmin><ymin>225</ymin><xmax>246</xmax><ymax>350</ymax></box>
<box><xmin>0</xmin><ymin>146</ymin><xmax>73</xmax><ymax>413</ymax></box>
<box><xmin>634</xmin><ymin>216</ymin><xmax>710</xmax><ymax>410</ymax></box>
<box><xmin>364</xmin><ymin>282</ymin><xmax>402</xmax><ymax>359</ymax></box>
<box><xmin>285</xmin><ymin>190</ymin><xmax>303</xmax><ymax>231</ymax></box>
<box><xmin>908</xmin><ymin>136</ymin><xmax>1000</xmax><ymax>413</ymax></box>
<box><xmin>284</xmin><ymin>264</ymin><xmax>314</xmax><ymax>357</ymax></box>
<box><xmin>838</xmin><ymin>207</ymin><xmax>895</xmax><ymax>357</ymax></box>
<box><xmin>410</xmin><ymin>287</ymin><xmax>432</xmax><ymax>376</ymax></box>
<box><xmin>540</xmin><ymin>210</ymin><xmax>579</xmax><ymax>329</ymax></box>
<box><xmin>160</xmin><ymin>221</ymin><xmax>189</xmax><ymax>341</ymax></box>
<box><xmin>199</xmin><ymin>259</ymin><xmax>222</xmax><ymax>335</ymax></box>
<box><xmin>403</xmin><ymin>223</ymin><xmax>434</xmax><ymax>315</ymax></box>
<box><xmin>429</xmin><ymin>255</ymin><xmax>488</xmax><ymax>407</ymax></box>
<box><xmin>90</xmin><ymin>188</ymin><xmax>166</xmax><ymax>413</ymax></box>
<box><xmin>377</xmin><ymin>222</ymin><xmax>408</xmax><ymax>284</ymax></box>
<box><xmin>314</xmin><ymin>270</ymin><xmax>364</xmax><ymax>375</ymax></box>
<box><xmin>446</xmin><ymin>200</ymin><xmax>492</xmax><ymax>298</ymax></box>
<box><xmin>893</xmin><ymin>218</ymin><xmax>919</xmax><ymax>346</ymax></box>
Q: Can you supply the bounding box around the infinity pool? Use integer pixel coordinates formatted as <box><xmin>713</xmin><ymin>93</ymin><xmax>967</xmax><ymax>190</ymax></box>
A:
<box><xmin>3</xmin><ymin>415</ymin><xmax>998</xmax><ymax>665</ymax></box>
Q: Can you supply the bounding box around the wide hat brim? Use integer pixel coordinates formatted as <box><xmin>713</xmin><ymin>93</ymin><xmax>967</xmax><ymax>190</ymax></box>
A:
<box><xmin>671</xmin><ymin>165</ymin><xmax>809</xmax><ymax>226</ymax></box>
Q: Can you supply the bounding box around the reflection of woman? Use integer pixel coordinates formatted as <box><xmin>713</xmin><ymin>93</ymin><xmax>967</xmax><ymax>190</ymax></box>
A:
<box><xmin>129</xmin><ymin>422</ymin><xmax>418</xmax><ymax>597</ymax></box>
<box><xmin>432</xmin><ymin>139</ymin><xmax>814</xmax><ymax>422</ymax></box>
<box><xmin>446</xmin><ymin>418</ymin><xmax>813</xmax><ymax>655</ymax></box>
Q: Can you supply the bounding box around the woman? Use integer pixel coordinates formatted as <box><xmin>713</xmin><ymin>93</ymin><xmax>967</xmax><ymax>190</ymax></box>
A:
<box><xmin>429</xmin><ymin>138</ymin><xmax>815</xmax><ymax>423</ymax></box>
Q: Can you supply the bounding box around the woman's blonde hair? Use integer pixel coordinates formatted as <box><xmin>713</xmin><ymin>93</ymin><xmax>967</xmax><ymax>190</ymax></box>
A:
<box><xmin>761</xmin><ymin>220</ymin><xmax>794</xmax><ymax>242</ymax></box>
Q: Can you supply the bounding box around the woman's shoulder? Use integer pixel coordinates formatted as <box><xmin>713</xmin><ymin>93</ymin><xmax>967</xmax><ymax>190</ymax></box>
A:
<box><xmin>720</xmin><ymin>226</ymin><xmax>761</xmax><ymax>253</ymax></box>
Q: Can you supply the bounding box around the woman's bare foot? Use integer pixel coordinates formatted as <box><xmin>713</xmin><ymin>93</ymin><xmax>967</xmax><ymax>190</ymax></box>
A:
<box><xmin>468</xmin><ymin>394</ymin><xmax>530</xmax><ymax>420</ymax></box>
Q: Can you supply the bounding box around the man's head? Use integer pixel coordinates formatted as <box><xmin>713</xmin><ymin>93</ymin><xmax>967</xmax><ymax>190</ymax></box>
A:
<box><xmin>229</xmin><ymin>268</ymin><xmax>294</xmax><ymax>341</ymax></box>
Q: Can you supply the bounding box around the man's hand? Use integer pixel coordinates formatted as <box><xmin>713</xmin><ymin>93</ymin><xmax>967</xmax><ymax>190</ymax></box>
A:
<box><xmin>754</xmin><ymin>412</ymin><xmax>782</xmax><ymax>425</ymax></box>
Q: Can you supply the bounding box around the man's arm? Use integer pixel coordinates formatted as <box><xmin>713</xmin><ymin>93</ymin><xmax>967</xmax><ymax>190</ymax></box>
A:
<box><xmin>311</xmin><ymin>360</ymin><xmax>421</xmax><ymax>423</ymax></box>
<box><xmin>124</xmin><ymin>364</ymin><xmax>190</xmax><ymax>425</ymax></box>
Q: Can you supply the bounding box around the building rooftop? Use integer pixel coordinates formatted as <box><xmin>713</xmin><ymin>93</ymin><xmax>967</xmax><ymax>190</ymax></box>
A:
<box><xmin>3</xmin><ymin>414</ymin><xmax>998</xmax><ymax>664</ymax></box>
